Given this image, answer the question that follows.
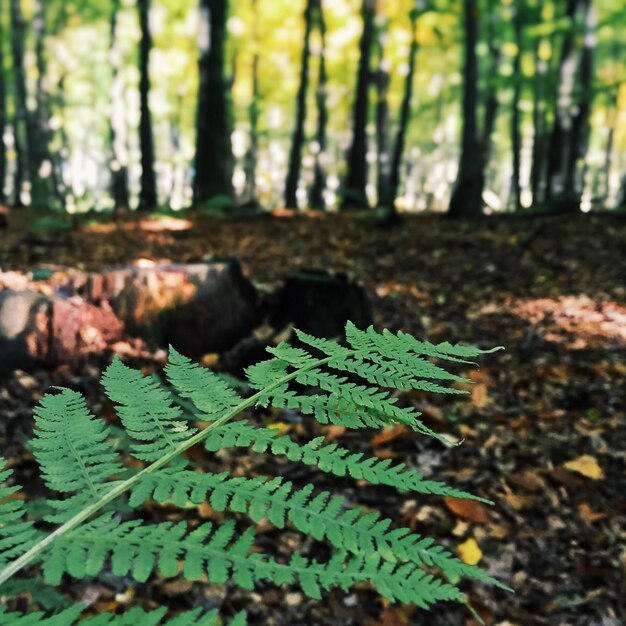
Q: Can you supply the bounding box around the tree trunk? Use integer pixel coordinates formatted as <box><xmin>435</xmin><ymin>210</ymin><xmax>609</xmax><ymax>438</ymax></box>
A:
<box><xmin>285</xmin><ymin>0</ymin><xmax>314</xmax><ymax>209</ymax></box>
<box><xmin>244</xmin><ymin>0</ymin><xmax>259</xmax><ymax>206</ymax></box>
<box><xmin>10</xmin><ymin>0</ymin><xmax>37</xmax><ymax>204</ymax></box>
<box><xmin>385</xmin><ymin>8</ymin><xmax>419</xmax><ymax>212</ymax></box>
<box><xmin>375</xmin><ymin>16</ymin><xmax>390</xmax><ymax>209</ymax></box>
<box><xmin>0</xmin><ymin>0</ymin><xmax>6</xmax><ymax>203</ymax></box>
<box><xmin>510</xmin><ymin>1</ymin><xmax>523</xmax><ymax>211</ymax></box>
<box><xmin>544</xmin><ymin>0</ymin><xmax>579</xmax><ymax>206</ymax></box>
<box><xmin>193</xmin><ymin>0</ymin><xmax>233</xmax><ymax>205</ymax></box>
<box><xmin>109</xmin><ymin>0</ymin><xmax>130</xmax><ymax>215</ymax></box>
<box><xmin>563</xmin><ymin>0</ymin><xmax>595</xmax><ymax>210</ymax></box>
<box><xmin>137</xmin><ymin>0</ymin><xmax>157</xmax><ymax>212</ymax></box>
<box><xmin>309</xmin><ymin>0</ymin><xmax>328</xmax><ymax>210</ymax></box>
<box><xmin>448</xmin><ymin>0</ymin><xmax>483</xmax><ymax>218</ymax></box>
<box><xmin>342</xmin><ymin>0</ymin><xmax>376</xmax><ymax>210</ymax></box>
<box><xmin>530</xmin><ymin>25</ymin><xmax>548</xmax><ymax>206</ymax></box>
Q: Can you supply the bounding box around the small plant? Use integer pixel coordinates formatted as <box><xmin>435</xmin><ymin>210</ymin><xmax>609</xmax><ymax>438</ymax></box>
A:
<box><xmin>0</xmin><ymin>323</ymin><xmax>510</xmax><ymax>624</ymax></box>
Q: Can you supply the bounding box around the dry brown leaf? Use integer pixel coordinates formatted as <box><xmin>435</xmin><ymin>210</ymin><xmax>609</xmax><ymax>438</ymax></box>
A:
<box><xmin>508</xmin><ymin>470</ymin><xmax>545</xmax><ymax>492</ymax></box>
<box><xmin>444</xmin><ymin>496</ymin><xmax>491</xmax><ymax>523</ymax></box>
<box><xmin>371</xmin><ymin>425</ymin><xmax>408</xmax><ymax>446</ymax></box>
<box><xmin>563</xmin><ymin>455</ymin><xmax>605</xmax><ymax>480</ymax></box>
<box><xmin>578</xmin><ymin>502</ymin><xmax>607</xmax><ymax>522</ymax></box>
<box><xmin>322</xmin><ymin>425</ymin><xmax>346</xmax><ymax>441</ymax></box>
<box><xmin>471</xmin><ymin>384</ymin><xmax>489</xmax><ymax>408</ymax></box>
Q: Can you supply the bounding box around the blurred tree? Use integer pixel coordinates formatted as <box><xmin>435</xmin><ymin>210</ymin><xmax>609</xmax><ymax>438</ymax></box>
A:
<box><xmin>109</xmin><ymin>0</ymin><xmax>130</xmax><ymax>214</ymax></box>
<box><xmin>564</xmin><ymin>0</ymin><xmax>595</xmax><ymax>209</ymax></box>
<box><xmin>385</xmin><ymin>2</ymin><xmax>421</xmax><ymax>216</ymax></box>
<box><xmin>10</xmin><ymin>0</ymin><xmax>32</xmax><ymax>206</ymax></box>
<box><xmin>342</xmin><ymin>0</ymin><xmax>376</xmax><ymax>210</ymax></box>
<box><xmin>244</xmin><ymin>0</ymin><xmax>259</xmax><ymax>206</ymax></box>
<box><xmin>448</xmin><ymin>0</ymin><xmax>483</xmax><ymax>217</ymax></box>
<box><xmin>309</xmin><ymin>0</ymin><xmax>328</xmax><ymax>210</ymax></box>
<box><xmin>194</xmin><ymin>0</ymin><xmax>234</xmax><ymax>205</ymax></box>
<box><xmin>0</xmin><ymin>0</ymin><xmax>6</xmax><ymax>203</ymax></box>
<box><xmin>510</xmin><ymin>0</ymin><xmax>523</xmax><ymax>211</ymax></box>
<box><xmin>285</xmin><ymin>0</ymin><xmax>314</xmax><ymax>209</ymax></box>
<box><xmin>137</xmin><ymin>0</ymin><xmax>157</xmax><ymax>212</ymax></box>
<box><xmin>374</xmin><ymin>11</ymin><xmax>391</xmax><ymax>209</ymax></box>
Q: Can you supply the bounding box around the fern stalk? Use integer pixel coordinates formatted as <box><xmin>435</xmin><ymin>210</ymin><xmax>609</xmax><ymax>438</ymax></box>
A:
<box><xmin>0</xmin><ymin>351</ymin><xmax>352</xmax><ymax>585</ymax></box>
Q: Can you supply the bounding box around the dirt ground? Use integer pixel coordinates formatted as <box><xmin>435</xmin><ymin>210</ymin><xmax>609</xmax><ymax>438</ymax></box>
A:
<box><xmin>1</xmin><ymin>212</ymin><xmax>625</xmax><ymax>625</ymax></box>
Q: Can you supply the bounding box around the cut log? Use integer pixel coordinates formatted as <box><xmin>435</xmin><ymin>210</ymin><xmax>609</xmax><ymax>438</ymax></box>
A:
<box><xmin>0</xmin><ymin>290</ymin><xmax>123</xmax><ymax>371</ymax></box>
<box><xmin>270</xmin><ymin>268</ymin><xmax>372</xmax><ymax>339</ymax></box>
<box><xmin>81</xmin><ymin>260</ymin><xmax>259</xmax><ymax>356</ymax></box>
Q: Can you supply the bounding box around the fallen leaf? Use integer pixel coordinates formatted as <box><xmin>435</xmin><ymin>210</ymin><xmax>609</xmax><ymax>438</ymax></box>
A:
<box><xmin>563</xmin><ymin>455</ymin><xmax>605</xmax><ymax>480</ymax></box>
<box><xmin>457</xmin><ymin>538</ymin><xmax>483</xmax><ymax>565</ymax></box>
<box><xmin>444</xmin><ymin>497</ymin><xmax>491</xmax><ymax>523</ymax></box>
<box><xmin>578</xmin><ymin>503</ymin><xmax>607</xmax><ymax>522</ymax></box>
<box><xmin>371</xmin><ymin>425</ymin><xmax>408</xmax><ymax>446</ymax></box>
<box><xmin>471</xmin><ymin>384</ymin><xmax>489</xmax><ymax>408</ymax></box>
<box><xmin>322</xmin><ymin>425</ymin><xmax>346</xmax><ymax>441</ymax></box>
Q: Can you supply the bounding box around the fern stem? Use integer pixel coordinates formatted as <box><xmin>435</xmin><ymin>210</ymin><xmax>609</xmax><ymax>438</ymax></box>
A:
<box><xmin>0</xmin><ymin>353</ymin><xmax>348</xmax><ymax>586</ymax></box>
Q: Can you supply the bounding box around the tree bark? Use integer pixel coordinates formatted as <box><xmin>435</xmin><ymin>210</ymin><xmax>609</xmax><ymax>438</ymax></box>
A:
<box><xmin>285</xmin><ymin>0</ymin><xmax>314</xmax><ymax>209</ymax></box>
<box><xmin>10</xmin><ymin>0</ymin><xmax>37</xmax><ymax>204</ymax></box>
<box><xmin>0</xmin><ymin>0</ymin><xmax>6</xmax><ymax>203</ymax></box>
<box><xmin>244</xmin><ymin>0</ymin><xmax>259</xmax><ymax>206</ymax></box>
<box><xmin>385</xmin><ymin>8</ymin><xmax>420</xmax><ymax>212</ymax></box>
<box><xmin>544</xmin><ymin>0</ymin><xmax>579</xmax><ymax>206</ymax></box>
<box><xmin>448</xmin><ymin>0</ymin><xmax>483</xmax><ymax>218</ymax></box>
<box><xmin>309</xmin><ymin>0</ymin><xmax>328</xmax><ymax>210</ymax></box>
<box><xmin>109</xmin><ymin>0</ymin><xmax>130</xmax><ymax>214</ymax></box>
<box><xmin>375</xmin><ymin>17</ymin><xmax>390</xmax><ymax>208</ymax></box>
<box><xmin>564</xmin><ymin>0</ymin><xmax>595</xmax><ymax>210</ymax></box>
<box><xmin>342</xmin><ymin>0</ymin><xmax>376</xmax><ymax>210</ymax></box>
<box><xmin>193</xmin><ymin>0</ymin><xmax>234</xmax><ymax>205</ymax></box>
<box><xmin>137</xmin><ymin>0</ymin><xmax>157</xmax><ymax>212</ymax></box>
<box><xmin>510</xmin><ymin>1</ymin><xmax>523</xmax><ymax>211</ymax></box>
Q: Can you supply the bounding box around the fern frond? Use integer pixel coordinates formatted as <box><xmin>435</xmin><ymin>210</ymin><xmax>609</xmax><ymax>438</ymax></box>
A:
<box><xmin>0</xmin><ymin>605</ymin><xmax>246</xmax><ymax>626</ymax></box>
<box><xmin>0</xmin><ymin>464</ymin><xmax>42</xmax><ymax>566</ymax></box>
<box><xmin>101</xmin><ymin>357</ymin><xmax>196</xmax><ymax>462</ymax></box>
<box><xmin>134</xmin><ymin>465</ymin><xmax>505</xmax><ymax>590</ymax></box>
<box><xmin>204</xmin><ymin>420</ymin><xmax>484</xmax><ymax>500</ymax></box>
<box><xmin>165</xmin><ymin>347</ymin><xmax>241</xmax><ymax>417</ymax></box>
<box><xmin>49</xmin><ymin>514</ymin><xmax>462</xmax><ymax>608</ymax></box>
<box><xmin>30</xmin><ymin>390</ymin><xmax>124</xmax><ymax>523</ymax></box>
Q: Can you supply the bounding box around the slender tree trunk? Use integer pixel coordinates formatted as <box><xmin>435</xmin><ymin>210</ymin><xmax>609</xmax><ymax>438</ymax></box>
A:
<box><xmin>448</xmin><ymin>0</ymin><xmax>483</xmax><ymax>218</ymax></box>
<box><xmin>193</xmin><ymin>0</ymin><xmax>233</xmax><ymax>205</ymax></box>
<box><xmin>599</xmin><ymin>87</ymin><xmax>618</xmax><ymax>203</ymax></box>
<box><xmin>564</xmin><ymin>0</ymin><xmax>595</xmax><ymax>210</ymax></box>
<box><xmin>544</xmin><ymin>0</ymin><xmax>579</xmax><ymax>205</ymax></box>
<box><xmin>309</xmin><ymin>0</ymin><xmax>328</xmax><ymax>210</ymax></box>
<box><xmin>109</xmin><ymin>0</ymin><xmax>130</xmax><ymax>214</ymax></box>
<box><xmin>11</xmin><ymin>0</ymin><xmax>37</xmax><ymax>203</ymax></box>
<box><xmin>244</xmin><ymin>0</ymin><xmax>259</xmax><ymax>206</ymax></box>
<box><xmin>285</xmin><ymin>0</ymin><xmax>314</xmax><ymax>209</ymax></box>
<box><xmin>137</xmin><ymin>0</ymin><xmax>157</xmax><ymax>212</ymax></box>
<box><xmin>375</xmin><ymin>16</ymin><xmax>390</xmax><ymax>208</ymax></box>
<box><xmin>530</xmin><ymin>34</ymin><xmax>547</xmax><ymax>205</ymax></box>
<box><xmin>510</xmin><ymin>1</ymin><xmax>523</xmax><ymax>211</ymax></box>
<box><xmin>385</xmin><ymin>8</ymin><xmax>419</xmax><ymax>211</ymax></box>
<box><xmin>342</xmin><ymin>0</ymin><xmax>376</xmax><ymax>210</ymax></box>
<box><xmin>0</xmin><ymin>0</ymin><xmax>7</xmax><ymax>203</ymax></box>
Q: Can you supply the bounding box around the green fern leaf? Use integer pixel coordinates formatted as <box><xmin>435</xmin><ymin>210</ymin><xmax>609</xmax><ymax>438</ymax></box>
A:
<box><xmin>0</xmin><ymin>464</ymin><xmax>42</xmax><ymax>566</ymax></box>
<box><xmin>30</xmin><ymin>390</ymin><xmax>124</xmax><ymax>523</ymax></box>
<box><xmin>102</xmin><ymin>357</ymin><xmax>196</xmax><ymax>462</ymax></box>
<box><xmin>203</xmin><ymin>421</ymin><xmax>484</xmax><ymax>500</ymax></box>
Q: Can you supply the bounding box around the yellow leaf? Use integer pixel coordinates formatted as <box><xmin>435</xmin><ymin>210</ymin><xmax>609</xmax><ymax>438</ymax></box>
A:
<box><xmin>267</xmin><ymin>422</ymin><xmax>291</xmax><ymax>435</ymax></box>
<box><xmin>563</xmin><ymin>455</ymin><xmax>604</xmax><ymax>480</ymax></box>
<box><xmin>457</xmin><ymin>538</ymin><xmax>483</xmax><ymax>565</ymax></box>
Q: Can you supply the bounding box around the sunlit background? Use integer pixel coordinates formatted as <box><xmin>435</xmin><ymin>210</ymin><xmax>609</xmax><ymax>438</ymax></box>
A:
<box><xmin>0</xmin><ymin>0</ymin><xmax>625</xmax><ymax>214</ymax></box>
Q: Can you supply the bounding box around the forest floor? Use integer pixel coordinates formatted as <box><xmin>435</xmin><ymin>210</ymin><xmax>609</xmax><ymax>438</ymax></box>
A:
<box><xmin>1</xmin><ymin>212</ymin><xmax>625</xmax><ymax>626</ymax></box>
